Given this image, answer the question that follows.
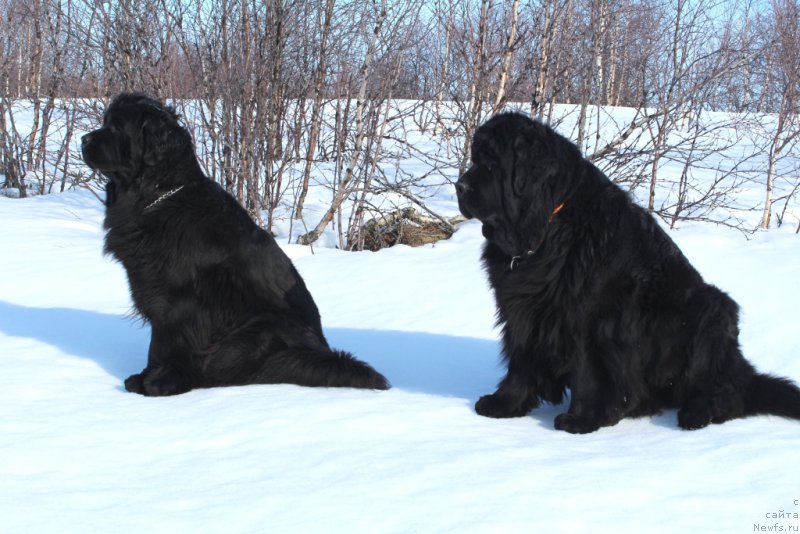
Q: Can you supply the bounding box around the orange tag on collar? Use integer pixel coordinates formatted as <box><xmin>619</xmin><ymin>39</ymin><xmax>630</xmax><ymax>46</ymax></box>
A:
<box><xmin>548</xmin><ymin>202</ymin><xmax>565</xmax><ymax>223</ymax></box>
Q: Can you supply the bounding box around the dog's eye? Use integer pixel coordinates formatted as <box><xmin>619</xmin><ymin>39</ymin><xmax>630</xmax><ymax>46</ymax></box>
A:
<box><xmin>474</xmin><ymin>162</ymin><xmax>493</xmax><ymax>176</ymax></box>
<box><xmin>105</xmin><ymin>119</ymin><xmax>121</xmax><ymax>134</ymax></box>
<box><xmin>478</xmin><ymin>160</ymin><xmax>493</xmax><ymax>172</ymax></box>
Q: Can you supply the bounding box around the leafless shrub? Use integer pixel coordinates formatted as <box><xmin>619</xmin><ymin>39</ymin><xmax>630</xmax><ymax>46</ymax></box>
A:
<box><xmin>0</xmin><ymin>0</ymin><xmax>797</xmax><ymax>243</ymax></box>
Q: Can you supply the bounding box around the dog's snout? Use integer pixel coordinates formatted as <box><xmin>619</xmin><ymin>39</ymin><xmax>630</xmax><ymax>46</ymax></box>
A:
<box><xmin>81</xmin><ymin>133</ymin><xmax>91</xmax><ymax>147</ymax></box>
<box><xmin>455</xmin><ymin>180</ymin><xmax>474</xmax><ymax>220</ymax></box>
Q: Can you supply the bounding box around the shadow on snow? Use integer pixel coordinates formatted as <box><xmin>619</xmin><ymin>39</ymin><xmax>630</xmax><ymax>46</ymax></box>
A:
<box><xmin>0</xmin><ymin>300</ymin><xmax>503</xmax><ymax>400</ymax></box>
<box><xmin>0</xmin><ymin>300</ymin><xmax>694</xmax><ymax>430</ymax></box>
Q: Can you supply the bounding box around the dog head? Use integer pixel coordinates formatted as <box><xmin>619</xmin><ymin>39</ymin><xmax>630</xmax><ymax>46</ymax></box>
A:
<box><xmin>81</xmin><ymin>93</ymin><xmax>193</xmax><ymax>187</ymax></box>
<box><xmin>456</xmin><ymin>112</ymin><xmax>577</xmax><ymax>255</ymax></box>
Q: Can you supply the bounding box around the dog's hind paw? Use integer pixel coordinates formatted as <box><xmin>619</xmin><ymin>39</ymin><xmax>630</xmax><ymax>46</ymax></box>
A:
<box><xmin>677</xmin><ymin>405</ymin><xmax>712</xmax><ymax>430</ymax></box>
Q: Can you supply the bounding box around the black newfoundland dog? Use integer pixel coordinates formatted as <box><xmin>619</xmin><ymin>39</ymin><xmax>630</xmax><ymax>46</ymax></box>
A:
<box><xmin>456</xmin><ymin>112</ymin><xmax>800</xmax><ymax>433</ymax></box>
<box><xmin>81</xmin><ymin>93</ymin><xmax>388</xmax><ymax>395</ymax></box>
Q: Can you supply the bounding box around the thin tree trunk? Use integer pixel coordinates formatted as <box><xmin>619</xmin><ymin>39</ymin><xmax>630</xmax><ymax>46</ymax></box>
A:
<box><xmin>458</xmin><ymin>0</ymin><xmax>490</xmax><ymax>178</ymax></box>
<box><xmin>296</xmin><ymin>0</ymin><xmax>334</xmax><ymax>219</ymax></box>
<box><xmin>762</xmin><ymin>143</ymin><xmax>777</xmax><ymax>229</ymax></box>
<box><xmin>533</xmin><ymin>0</ymin><xmax>555</xmax><ymax>118</ymax></box>
<box><xmin>492</xmin><ymin>0</ymin><xmax>520</xmax><ymax>114</ymax></box>
<box><xmin>434</xmin><ymin>0</ymin><xmax>454</xmax><ymax>135</ymax></box>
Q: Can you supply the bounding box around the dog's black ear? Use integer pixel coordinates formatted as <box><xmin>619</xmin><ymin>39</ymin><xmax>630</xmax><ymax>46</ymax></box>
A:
<box><xmin>141</xmin><ymin>112</ymin><xmax>191</xmax><ymax>166</ymax></box>
<box><xmin>512</xmin><ymin>121</ymin><xmax>559</xmax><ymax>196</ymax></box>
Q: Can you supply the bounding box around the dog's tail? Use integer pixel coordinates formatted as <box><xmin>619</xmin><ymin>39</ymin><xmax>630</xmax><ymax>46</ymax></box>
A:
<box><xmin>262</xmin><ymin>347</ymin><xmax>390</xmax><ymax>390</ymax></box>
<box><xmin>745</xmin><ymin>373</ymin><xmax>800</xmax><ymax>420</ymax></box>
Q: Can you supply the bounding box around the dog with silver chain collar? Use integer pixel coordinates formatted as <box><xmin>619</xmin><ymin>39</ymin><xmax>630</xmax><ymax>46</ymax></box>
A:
<box><xmin>81</xmin><ymin>93</ymin><xmax>388</xmax><ymax>396</ymax></box>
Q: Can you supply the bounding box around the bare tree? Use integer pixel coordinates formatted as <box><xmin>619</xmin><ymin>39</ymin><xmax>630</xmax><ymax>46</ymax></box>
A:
<box><xmin>297</xmin><ymin>0</ymin><xmax>389</xmax><ymax>245</ymax></box>
<box><xmin>432</xmin><ymin>0</ymin><xmax>456</xmax><ymax>135</ymax></box>
<box><xmin>759</xmin><ymin>0</ymin><xmax>800</xmax><ymax>229</ymax></box>
<box><xmin>455</xmin><ymin>0</ymin><xmax>491</xmax><ymax>177</ymax></box>
<box><xmin>491</xmin><ymin>0</ymin><xmax>520</xmax><ymax>114</ymax></box>
<box><xmin>294</xmin><ymin>0</ymin><xmax>335</xmax><ymax>220</ymax></box>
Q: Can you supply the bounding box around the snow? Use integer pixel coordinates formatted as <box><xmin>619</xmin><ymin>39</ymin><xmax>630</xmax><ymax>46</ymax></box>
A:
<box><xmin>1</xmin><ymin>188</ymin><xmax>799</xmax><ymax>534</ymax></box>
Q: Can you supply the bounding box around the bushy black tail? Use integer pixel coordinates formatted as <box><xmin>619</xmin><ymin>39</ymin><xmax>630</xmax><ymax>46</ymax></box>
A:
<box><xmin>261</xmin><ymin>347</ymin><xmax>390</xmax><ymax>390</ymax></box>
<box><xmin>746</xmin><ymin>373</ymin><xmax>800</xmax><ymax>420</ymax></box>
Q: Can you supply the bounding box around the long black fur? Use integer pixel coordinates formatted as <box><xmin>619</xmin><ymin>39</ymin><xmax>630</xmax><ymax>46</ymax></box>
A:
<box><xmin>81</xmin><ymin>93</ymin><xmax>388</xmax><ymax>395</ymax></box>
<box><xmin>456</xmin><ymin>112</ymin><xmax>800</xmax><ymax>433</ymax></box>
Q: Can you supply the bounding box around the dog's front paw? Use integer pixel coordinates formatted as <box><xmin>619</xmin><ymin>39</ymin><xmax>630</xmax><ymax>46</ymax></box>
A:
<box><xmin>554</xmin><ymin>413</ymin><xmax>600</xmax><ymax>434</ymax></box>
<box><xmin>126</xmin><ymin>368</ymin><xmax>191</xmax><ymax>396</ymax></box>
<box><xmin>475</xmin><ymin>393</ymin><xmax>531</xmax><ymax>418</ymax></box>
<box><xmin>124</xmin><ymin>373</ymin><xmax>145</xmax><ymax>394</ymax></box>
<box><xmin>140</xmin><ymin>373</ymin><xmax>190</xmax><ymax>396</ymax></box>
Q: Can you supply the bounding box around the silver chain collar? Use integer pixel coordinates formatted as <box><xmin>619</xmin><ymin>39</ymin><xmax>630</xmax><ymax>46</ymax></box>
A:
<box><xmin>144</xmin><ymin>185</ymin><xmax>185</xmax><ymax>211</ymax></box>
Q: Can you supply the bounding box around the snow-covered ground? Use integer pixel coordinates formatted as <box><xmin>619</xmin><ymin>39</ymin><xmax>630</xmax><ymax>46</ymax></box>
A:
<box><xmin>1</xmin><ymin>185</ymin><xmax>799</xmax><ymax>533</ymax></box>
